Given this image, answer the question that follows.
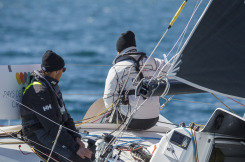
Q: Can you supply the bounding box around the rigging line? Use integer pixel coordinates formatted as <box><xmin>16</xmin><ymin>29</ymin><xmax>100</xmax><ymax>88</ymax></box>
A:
<box><xmin>0</xmin><ymin>90</ymin><xmax>82</xmax><ymax>139</ymax></box>
<box><xmin>107</xmin><ymin>66</ymin><xmax>133</xmax><ymax>124</ymax></box>
<box><xmin>28</xmin><ymin>136</ymin><xmax>72</xmax><ymax>162</ymax></box>
<box><xmin>171</xmin><ymin>0</ymin><xmax>194</xmax><ymax>57</ymax></box>
<box><xmin>160</xmin><ymin>96</ymin><xmax>174</xmax><ymax>110</ymax></box>
<box><xmin>172</xmin><ymin>0</ymin><xmax>202</xmax><ymax>57</ymax></box>
<box><xmin>116</xmin><ymin>99</ymin><xmax>148</xmax><ymax>134</ymax></box>
<box><xmin>174</xmin><ymin>0</ymin><xmax>195</xmax><ymax>56</ymax></box>
<box><xmin>119</xmin><ymin>65</ymin><xmax>134</xmax><ymax>98</ymax></box>
<box><xmin>226</xmin><ymin>97</ymin><xmax>245</xmax><ymax>107</ymax></box>
<box><xmin>211</xmin><ymin>93</ymin><xmax>237</xmax><ymax>115</ymax></box>
<box><xmin>160</xmin><ymin>78</ymin><xmax>170</xmax><ymax>97</ymax></box>
<box><xmin>18</xmin><ymin>145</ymin><xmax>34</xmax><ymax>155</ymax></box>
<box><xmin>75</xmin><ymin>112</ymin><xmax>108</xmax><ymax>123</ymax></box>
<box><xmin>134</xmin><ymin>93</ymin><xmax>142</xmax><ymax>109</ymax></box>
<box><xmin>109</xmin><ymin>109</ymin><xmax>129</xmax><ymax>135</ymax></box>
<box><xmin>175</xmin><ymin>23</ymin><xmax>187</xmax><ymax>55</ymax></box>
<box><xmin>27</xmin><ymin>137</ymin><xmax>71</xmax><ymax>162</ymax></box>
<box><xmin>163</xmin><ymin>0</ymin><xmax>204</xmax><ymax>77</ymax></box>
<box><xmin>76</xmin><ymin>103</ymin><xmax>113</xmax><ymax>125</ymax></box>
<box><xmin>167</xmin><ymin>0</ymin><xmax>203</xmax><ymax>58</ymax></box>
<box><xmin>152</xmin><ymin>0</ymin><xmax>204</xmax><ymax>80</ymax></box>
<box><xmin>91</xmin><ymin>111</ymin><xmax>111</xmax><ymax>123</ymax></box>
<box><xmin>82</xmin><ymin>100</ymin><xmax>126</xmax><ymax>156</ymax></box>
<box><xmin>118</xmin><ymin>140</ymin><xmax>144</xmax><ymax>147</ymax></box>
<box><xmin>0</xmin><ymin>141</ymin><xmax>25</xmax><ymax>144</ymax></box>
<box><xmin>112</xmin><ymin>84</ymin><xmax>160</xmax><ymax>151</ymax></box>
<box><xmin>47</xmin><ymin>125</ymin><xmax>62</xmax><ymax>162</ymax></box>
<box><xmin>111</xmin><ymin>98</ymin><xmax>150</xmax><ymax>152</ymax></box>
<box><xmin>104</xmin><ymin>110</ymin><xmax>138</xmax><ymax>156</ymax></box>
<box><xmin>155</xmin><ymin>54</ymin><xmax>176</xmax><ymax>78</ymax></box>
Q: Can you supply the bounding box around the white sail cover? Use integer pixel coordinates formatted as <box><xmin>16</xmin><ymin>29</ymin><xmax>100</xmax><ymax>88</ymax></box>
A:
<box><xmin>0</xmin><ymin>65</ymin><xmax>40</xmax><ymax>120</ymax></box>
<box><xmin>169</xmin><ymin>0</ymin><xmax>245</xmax><ymax>100</ymax></box>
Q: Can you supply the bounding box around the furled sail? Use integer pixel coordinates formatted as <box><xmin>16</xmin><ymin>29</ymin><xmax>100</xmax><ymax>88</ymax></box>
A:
<box><xmin>169</xmin><ymin>0</ymin><xmax>245</xmax><ymax>100</ymax></box>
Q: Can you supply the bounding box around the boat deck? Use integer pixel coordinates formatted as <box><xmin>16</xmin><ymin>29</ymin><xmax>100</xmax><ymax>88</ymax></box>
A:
<box><xmin>0</xmin><ymin>116</ymin><xmax>176</xmax><ymax>162</ymax></box>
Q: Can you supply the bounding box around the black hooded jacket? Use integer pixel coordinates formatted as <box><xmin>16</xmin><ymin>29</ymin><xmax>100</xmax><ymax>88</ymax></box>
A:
<box><xmin>21</xmin><ymin>71</ymin><xmax>81</xmax><ymax>153</ymax></box>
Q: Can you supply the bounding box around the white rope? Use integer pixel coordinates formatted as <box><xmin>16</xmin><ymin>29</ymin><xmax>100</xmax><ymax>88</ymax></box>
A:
<box><xmin>160</xmin><ymin>78</ymin><xmax>170</xmax><ymax>98</ymax></box>
<box><xmin>47</xmin><ymin>125</ymin><xmax>63</xmax><ymax>162</ymax></box>
<box><xmin>160</xmin><ymin>96</ymin><xmax>174</xmax><ymax>110</ymax></box>
<box><xmin>167</xmin><ymin>0</ymin><xmax>203</xmax><ymax>58</ymax></box>
<box><xmin>151</xmin><ymin>0</ymin><xmax>204</xmax><ymax>81</ymax></box>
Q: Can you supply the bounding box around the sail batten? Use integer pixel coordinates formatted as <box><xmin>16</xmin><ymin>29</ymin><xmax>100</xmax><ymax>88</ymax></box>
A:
<box><xmin>170</xmin><ymin>0</ymin><xmax>245</xmax><ymax>99</ymax></box>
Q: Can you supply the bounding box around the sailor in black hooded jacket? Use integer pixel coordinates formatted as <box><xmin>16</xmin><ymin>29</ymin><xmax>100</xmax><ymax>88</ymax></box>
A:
<box><xmin>21</xmin><ymin>50</ymin><xmax>92</xmax><ymax>162</ymax></box>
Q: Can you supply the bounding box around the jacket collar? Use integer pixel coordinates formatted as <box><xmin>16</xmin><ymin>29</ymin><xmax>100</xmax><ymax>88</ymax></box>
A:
<box><xmin>44</xmin><ymin>75</ymin><xmax>59</xmax><ymax>86</ymax></box>
<box><xmin>113</xmin><ymin>47</ymin><xmax>138</xmax><ymax>64</ymax></box>
<box><xmin>120</xmin><ymin>47</ymin><xmax>137</xmax><ymax>55</ymax></box>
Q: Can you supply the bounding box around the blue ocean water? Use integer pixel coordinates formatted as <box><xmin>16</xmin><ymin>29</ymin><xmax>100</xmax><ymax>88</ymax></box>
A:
<box><xmin>0</xmin><ymin>0</ymin><xmax>244</xmax><ymax>126</ymax></box>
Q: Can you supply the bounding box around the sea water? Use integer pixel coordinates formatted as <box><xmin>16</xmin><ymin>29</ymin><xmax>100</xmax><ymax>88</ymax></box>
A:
<box><xmin>0</xmin><ymin>0</ymin><xmax>244</xmax><ymax>126</ymax></box>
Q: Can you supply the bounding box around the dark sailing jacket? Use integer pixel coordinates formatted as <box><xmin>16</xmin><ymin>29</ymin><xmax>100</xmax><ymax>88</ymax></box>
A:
<box><xmin>21</xmin><ymin>71</ymin><xmax>81</xmax><ymax>153</ymax></box>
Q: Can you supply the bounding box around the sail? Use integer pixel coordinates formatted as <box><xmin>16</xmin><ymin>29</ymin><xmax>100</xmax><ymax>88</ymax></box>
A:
<box><xmin>170</xmin><ymin>0</ymin><xmax>245</xmax><ymax>100</ymax></box>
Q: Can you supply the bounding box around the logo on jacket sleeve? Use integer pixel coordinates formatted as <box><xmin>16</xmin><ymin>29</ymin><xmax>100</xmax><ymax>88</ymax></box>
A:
<box><xmin>43</xmin><ymin>104</ymin><xmax>52</xmax><ymax>111</ymax></box>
